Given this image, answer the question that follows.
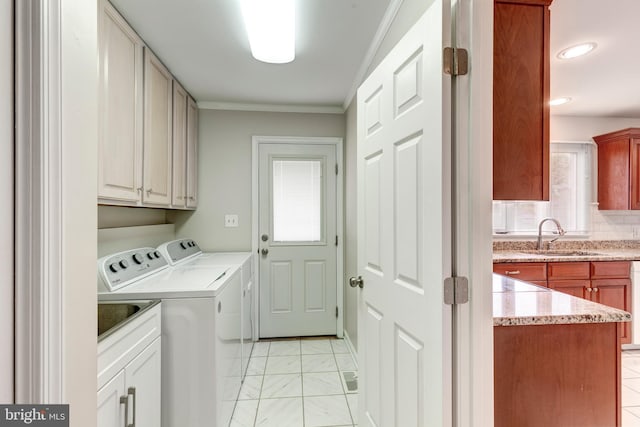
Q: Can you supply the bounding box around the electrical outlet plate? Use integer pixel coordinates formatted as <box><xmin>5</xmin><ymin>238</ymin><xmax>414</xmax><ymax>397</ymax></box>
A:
<box><xmin>224</xmin><ymin>214</ymin><xmax>239</xmax><ymax>228</ymax></box>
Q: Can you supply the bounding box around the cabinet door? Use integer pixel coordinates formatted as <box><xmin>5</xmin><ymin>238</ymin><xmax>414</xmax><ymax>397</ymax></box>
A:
<box><xmin>547</xmin><ymin>262</ymin><xmax>589</xmax><ymax>280</ymax></box>
<box><xmin>547</xmin><ymin>280</ymin><xmax>589</xmax><ymax>299</ymax></box>
<box><xmin>172</xmin><ymin>82</ymin><xmax>188</xmax><ymax>208</ymax></box>
<box><xmin>186</xmin><ymin>97</ymin><xmax>198</xmax><ymax>209</ymax></box>
<box><xmin>98</xmin><ymin>370</ymin><xmax>126</xmax><ymax>427</ymax></box>
<box><xmin>125</xmin><ymin>338</ymin><xmax>161</xmax><ymax>427</ymax></box>
<box><xmin>143</xmin><ymin>49</ymin><xmax>173</xmax><ymax>206</ymax></box>
<box><xmin>493</xmin><ymin>0</ymin><xmax>551</xmax><ymax>201</ymax></box>
<box><xmin>631</xmin><ymin>138</ymin><xmax>640</xmax><ymax>210</ymax></box>
<box><xmin>493</xmin><ymin>262</ymin><xmax>547</xmax><ymax>282</ymax></box>
<box><xmin>98</xmin><ymin>0</ymin><xmax>143</xmax><ymax>203</ymax></box>
<box><xmin>592</xmin><ymin>278</ymin><xmax>631</xmax><ymax>343</ymax></box>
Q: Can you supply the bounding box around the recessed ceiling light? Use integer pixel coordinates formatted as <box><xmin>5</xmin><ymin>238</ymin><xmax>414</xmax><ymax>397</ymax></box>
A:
<box><xmin>557</xmin><ymin>42</ymin><xmax>597</xmax><ymax>60</ymax></box>
<box><xmin>549</xmin><ymin>97</ymin><xmax>572</xmax><ymax>106</ymax></box>
<box><xmin>240</xmin><ymin>0</ymin><xmax>296</xmax><ymax>64</ymax></box>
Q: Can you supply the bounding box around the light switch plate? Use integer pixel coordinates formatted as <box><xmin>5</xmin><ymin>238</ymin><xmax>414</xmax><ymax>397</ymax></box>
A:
<box><xmin>224</xmin><ymin>214</ymin><xmax>239</xmax><ymax>228</ymax></box>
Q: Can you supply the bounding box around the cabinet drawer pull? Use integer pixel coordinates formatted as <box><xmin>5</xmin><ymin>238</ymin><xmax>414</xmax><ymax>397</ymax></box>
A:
<box><xmin>120</xmin><ymin>395</ymin><xmax>129</xmax><ymax>427</ymax></box>
<box><xmin>593</xmin><ymin>287</ymin><xmax>599</xmax><ymax>293</ymax></box>
<box><xmin>128</xmin><ymin>387</ymin><xmax>136</xmax><ymax>427</ymax></box>
<box><xmin>587</xmin><ymin>287</ymin><xmax>593</xmax><ymax>292</ymax></box>
<box><xmin>505</xmin><ymin>270</ymin><xmax>520</xmax><ymax>275</ymax></box>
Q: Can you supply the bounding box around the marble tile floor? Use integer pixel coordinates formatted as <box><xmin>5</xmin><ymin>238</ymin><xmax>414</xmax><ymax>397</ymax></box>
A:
<box><xmin>623</xmin><ymin>350</ymin><xmax>640</xmax><ymax>426</ymax></box>
<box><xmin>230</xmin><ymin>337</ymin><xmax>358</xmax><ymax>427</ymax></box>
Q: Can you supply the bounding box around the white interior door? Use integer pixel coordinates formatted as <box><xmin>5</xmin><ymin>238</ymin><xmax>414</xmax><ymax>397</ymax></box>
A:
<box><xmin>355</xmin><ymin>2</ymin><xmax>452</xmax><ymax>426</ymax></box>
<box><xmin>259</xmin><ymin>142</ymin><xmax>338</xmax><ymax>337</ymax></box>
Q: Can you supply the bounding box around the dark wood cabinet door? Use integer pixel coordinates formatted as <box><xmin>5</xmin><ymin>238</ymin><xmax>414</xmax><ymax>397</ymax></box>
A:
<box><xmin>592</xmin><ymin>278</ymin><xmax>631</xmax><ymax>343</ymax></box>
<box><xmin>493</xmin><ymin>0</ymin><xmax>551</xmax><ymax>200</ymax></box>
<box><xmin>548</xmin><ymin>262</ymin><xmax>590</xmax><ymax>280</ymax></box>
<box><xmin>591</xmin><ymin>261</ymin><xmax>631</xmax><ymax>279</ymax></box>
<box><xmin>493</xmin><ymin>262</ymin><xmax>547</xmax><ymax>281</ymax></box>
<box><xmin>547</xmin><ymin>280</ymin><xmax>588</xmax><ymax>299</ymax></box>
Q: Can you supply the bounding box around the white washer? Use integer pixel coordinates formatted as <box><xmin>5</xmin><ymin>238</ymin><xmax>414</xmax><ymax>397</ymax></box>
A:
<box><xmin>98</xmin><ymin>247</ymin><xmax>242</xmax><ymax>427</ymax></box>
<box><xmin>157</xmin><ymin>239</ymin><xmax>255</xmax><ymax>378</ymax></box>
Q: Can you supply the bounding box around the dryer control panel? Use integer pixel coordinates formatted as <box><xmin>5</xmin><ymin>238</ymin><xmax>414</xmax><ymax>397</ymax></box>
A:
<box><xmin>98</xmin><ymin>247</ymin><xmax>169</xmax><ymax>292</ymax></box>
<box><xmin>157</xmin><ymin>239</ymin><xmax>202</xmax><ymax>265</ymax></box>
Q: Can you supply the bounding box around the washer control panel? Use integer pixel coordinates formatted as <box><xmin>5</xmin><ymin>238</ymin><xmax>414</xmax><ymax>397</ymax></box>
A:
<box><xmin>98</xmin><ymin>247</ymin><xmax>169</xmax><ymax>292</ymax></box>
<box><xmin>157</xmin><ymin>239</ymin><xmax>202</xmax><ymax>265</ymax></box>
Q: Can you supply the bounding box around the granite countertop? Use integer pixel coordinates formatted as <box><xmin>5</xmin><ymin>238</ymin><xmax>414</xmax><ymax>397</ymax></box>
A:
<box><xmin>493</xmin><ymin>273</ymin><xmax>631</xmax><ymax>326</ymax></box>
<box><xmin>493</xmin><ymin>240</ymin><xmax>640</xmax><ymax>263</ymax></box>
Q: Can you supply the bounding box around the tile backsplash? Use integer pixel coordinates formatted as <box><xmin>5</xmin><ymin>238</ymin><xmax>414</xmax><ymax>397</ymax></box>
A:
<box><xmin>590</xmin><ymin>204</ymin><xmax>640</xmax><ymax>240</ymax></box>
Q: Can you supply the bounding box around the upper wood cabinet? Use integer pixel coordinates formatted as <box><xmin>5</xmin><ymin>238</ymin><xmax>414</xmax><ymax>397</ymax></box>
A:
<box><xmin>143</xmin><ymin>48</ymin><xmax>173</xmax><ymax>206</ymax></box>
<box><xmin>97</xmin><ymin>0</ymin><xmax>144</xmax><ymax>203</ymax></box>
<box><xmin>171</xmin><ymin>84</ymin><xmax>198</xmax><ymax>210</ymax></box>
<box><xmin>493</xmin><ymin>0</ymin><xmax>552</xmax><ymax>201</ymax></box>
<box><xmin>593</xmin><ymin>128</ymin><xmax>640</xmax><ymax>210</ymax></box>
<box><xmin>172</xmin><ymin>82</ymin><xmax>188</xmax><ymax>207</ymax></box>
<box><xmin>186</xmin><ymin>97</ymin><xmax>199</xmax><ymax>209</ymax></box>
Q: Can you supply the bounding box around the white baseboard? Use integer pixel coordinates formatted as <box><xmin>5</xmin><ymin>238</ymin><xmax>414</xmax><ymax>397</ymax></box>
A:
<box><xmin>343</xmin><ymin>330</ymin><xmax>358</xmax><ymax>369</ymax></box>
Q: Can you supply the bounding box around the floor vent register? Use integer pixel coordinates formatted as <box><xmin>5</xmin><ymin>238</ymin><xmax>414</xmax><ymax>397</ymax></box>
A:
<box><xmin>341</xmin><ymin>371</ymin><xmax>358</xmax><ymax>393</ymax></box>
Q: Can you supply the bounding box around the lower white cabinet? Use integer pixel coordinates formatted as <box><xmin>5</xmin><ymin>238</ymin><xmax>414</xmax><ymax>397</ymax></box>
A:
<box><xmin>98</xmin><ymin>302</ymin><xmax>161</xmax><ymax>427</ymax></box>
<box><xmin>98</xmin><ymin>339</ymin><xmax>161</xmax><ymax>427</ymax></box>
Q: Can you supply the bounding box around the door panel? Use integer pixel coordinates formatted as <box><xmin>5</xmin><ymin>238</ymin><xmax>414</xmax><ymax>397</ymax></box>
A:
<box><xmin>259</xmin><ymin>143</ymin><xmax>338</xmax><ymax>337</ymax></box>
<box><xmin>356</xmin><ymin>2</ymin><xmax>451</xmax><ymax>426</ymax></box>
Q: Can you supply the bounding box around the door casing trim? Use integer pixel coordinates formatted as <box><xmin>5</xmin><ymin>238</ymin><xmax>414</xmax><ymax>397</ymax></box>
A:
<box><xmin>252</xmin><ymin>136</ymin><xmax>345</xmax><ymax>339</ymax></box>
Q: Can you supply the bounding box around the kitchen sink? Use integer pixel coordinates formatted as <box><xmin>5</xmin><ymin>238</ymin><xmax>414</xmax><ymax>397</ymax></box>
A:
<box><xmin>518</xmin><ymin>250</ymin><xmax>602</xmax><ymax>257</ymax></box>
<box><xmin>98</xmin><ymin>300</ymin><xmax>159</xmax><ymax>341</ymax></box>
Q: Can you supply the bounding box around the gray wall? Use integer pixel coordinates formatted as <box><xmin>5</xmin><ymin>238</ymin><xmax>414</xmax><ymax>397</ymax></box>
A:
<box><xmin>1</xmin><ymin>0</ymin><xmax>12</xmax><ymax>403</ymax></box>
<box><xmin>98</xmin><ymin>205</ymin><xmax>168</xmax><ymax>229</ymax></box>
<box><xmin>551</xmin><ymin>115</ymin><xmax>640</xmax><ymax>141</ymax></box>
<box><xmin>343</xmin><ymin>102</ymin><xmax>358</xmax><ymax>349</ymax></box>
<box><xmin>168</xmin><ymin>109</ymin><xmax>345</xmax><ymax>252</ymax></box>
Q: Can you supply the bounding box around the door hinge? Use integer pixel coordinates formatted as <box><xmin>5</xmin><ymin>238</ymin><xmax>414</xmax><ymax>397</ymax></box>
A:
<box><xmin>444</xmin><ymin>276</ymin><xmax>469</xmax><ymax>305</ymax></box>
<box><xmin>336</xmin><ymin>306</ymin><xmax>339</xmax><ymax>318</ymax></box>
<box><xmin>335</xmin><ymin>235</ymin><xmax>338</xmax><ymax>246</ymax></box>
<box><xmin>443</xmin><ymin>47</ymin><xmax>468</xmax><ymax>76</ymax></box>
<box><xmin>335</xmin><ymin>163</ymin><xmax>338</xmax><ymax>175</ymax></box>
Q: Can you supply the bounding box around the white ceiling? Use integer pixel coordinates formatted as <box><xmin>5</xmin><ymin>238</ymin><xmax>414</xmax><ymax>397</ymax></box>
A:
<box><xmin>110</xmin><ymin>0</ymin><xmax>638</xmax><ymax>117</ymax></box>
<box><xmin>550</xmin><ymin>0</ymin><xmax>640</xmax><ymax>118</ymax></box>
<box><xmin>110</xmin><ymin>0</ymin><xmax>392</xmax><ymax>110</ymax></box>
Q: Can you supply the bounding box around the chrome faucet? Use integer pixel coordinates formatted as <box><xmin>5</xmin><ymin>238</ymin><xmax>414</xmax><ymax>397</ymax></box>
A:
<box><xmin>536</xmin><ymin>218</ymin><xmax>566</xmax><ymax>250</ymax></box>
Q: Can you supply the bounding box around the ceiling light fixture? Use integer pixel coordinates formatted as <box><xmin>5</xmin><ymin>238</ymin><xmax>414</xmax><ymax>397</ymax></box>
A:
<box><xmin>557</xmin><ymin>42</ymin><xmax>597</xmax><ymax>60</ymax></box>
<box><xmin>240</xmin><ymin>0</ymin><xmax>295</xmax><ymax>64</ymax></box>
<box><xmin>549</xmin><ymin>97</ymin><xmax>572</xmax><ymax>106</ymax></box>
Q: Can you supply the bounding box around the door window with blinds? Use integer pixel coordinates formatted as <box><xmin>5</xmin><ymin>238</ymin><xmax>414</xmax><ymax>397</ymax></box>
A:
<box><xmin>493</xmin><ymin>142</ymin><xmax>592</xmax><ymax>235</ymax></box>
<box><xmin>271</xmin><ymin>158</ymin><xmax>325</xmax><ymax>243</ymax></box>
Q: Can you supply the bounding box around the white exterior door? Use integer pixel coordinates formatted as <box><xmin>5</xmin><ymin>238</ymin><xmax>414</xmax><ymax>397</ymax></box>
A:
<box><xmin>258</xmin><ymin>141</ymin><xmax>338</xmax><ymax>337</ymax></box>
<box><xmin>356</xmin><ymin>2</ymin><xmax>452</xmax><ymax>426</ymax></box>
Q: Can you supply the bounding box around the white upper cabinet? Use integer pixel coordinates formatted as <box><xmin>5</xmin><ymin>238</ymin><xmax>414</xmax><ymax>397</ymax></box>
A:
<box><xmin>98</xmin><ymin>0</ymin><xmax>143</xmax><ymax>203</ymax></box>
<box><xmin>186</xmin><ymin>97</ymin><xmax>198</xmax><ymax>209</ymax></box>
<box><xmin>172</xmin><ymin>82</ymin><xmax>188</xmax><ymax>207</ymax></box>
<box><xmin>143</xmin><ymin>48</ymin><xmax>173</xmax><ymax>206</ymax></box>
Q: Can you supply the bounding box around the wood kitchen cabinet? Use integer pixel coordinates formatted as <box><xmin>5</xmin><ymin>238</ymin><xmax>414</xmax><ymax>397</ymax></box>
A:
<box><xmin>186</xmin><ymin>97</ymin><xmax>199</xmax><ymax>209</ymax></box>
<box><xmin>97</xmin><ymin>0</ymin><xmax>144</xmax><ymax>204</ymax></box>
<box><xmin>593</xmin><ymin>128</ymin><xmax>640</xmax><ymax>210</ymax></box>
<box><xmin>592</xmin><ymin>261</ymin><xmax>632</xmax><ymax>343</ymax></box>
<box><xmin>493</xmin><ymin>0</ymin><xmax>552</xmax><ymax>200</ymax></box>
<box><xmin>493</xmin><ymin>262</ymin><xmax>546</xmax><ymax>287</ymax></box>
<box><xmin>171</xmin><ymin>84</ymin><xmax>198</xmax><ymax>210</ymax></box>
<box><xmin>143</xmin><ymin>48</ymin><xmax>173</xmax><ymax>206</ymax></box>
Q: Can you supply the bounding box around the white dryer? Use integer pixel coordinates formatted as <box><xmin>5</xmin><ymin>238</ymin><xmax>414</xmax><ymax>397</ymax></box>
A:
<box><xmin>98</xmin><ymin>247</ymin><xmax>242</xmax><ymax>427</ymax></box>
<box><xmin>157</xmin><ymin>239</ymin><xmax>255</xmax><ymax>378</ymax></box>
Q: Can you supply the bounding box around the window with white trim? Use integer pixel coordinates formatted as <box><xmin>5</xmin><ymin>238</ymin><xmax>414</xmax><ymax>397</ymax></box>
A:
<box><xmin>493</xmin><ymin>142</ymin><xmax>592</xmax><ymax>236</ymax></box>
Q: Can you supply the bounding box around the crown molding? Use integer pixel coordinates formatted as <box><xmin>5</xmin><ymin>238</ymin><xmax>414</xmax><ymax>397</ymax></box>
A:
<box><xmin>343</xmin><ymin>0</ymin><xmax>405</xmax><ymax>110</ymax></box>
<box><xmin>197</xmin><ymin>101</ymin><xmax>345</xmax><ymax>114</ymax></box>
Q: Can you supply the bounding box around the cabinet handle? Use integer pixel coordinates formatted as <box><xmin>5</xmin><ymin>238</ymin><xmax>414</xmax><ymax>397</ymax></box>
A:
<box><xmin>146</xmin><ymin>188</ymin><xmax>152</xmax><ymax>195</ymax></box>
<box><xmin>128</xmin><ymin>387</ymin><xmax>136</xmax><ymax>427</ymax></box>
<box><xmin>593</xmin><ymin>287</ymin><xmax>599</xmax><ymax>293</ymax></box>
<box><xmin>504</xmin><ymin>270</ymin><xmax>520</xmax><ymax>275</ymax></box>
<box><xmin>136</xmin><ymin>187</ymin><xmax>142</xmax><ymax>193</ymax></box>
<box><xmin>188</xmin><ymin>196</ymin><xmax>195</xmax><ymax>200</ymax></box>
<box><xmin>120</xmin><ymin>395</ymin><xmax>129</xmax><ymax>427</ymax></box>
<box><xmin>587</xmin><ymin>287</ymin><xmax>593</xmax><ymax>292</ymax></box>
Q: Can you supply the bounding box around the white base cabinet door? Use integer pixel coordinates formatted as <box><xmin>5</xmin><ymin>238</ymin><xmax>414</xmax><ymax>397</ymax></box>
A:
<box><xmin>97</xmin><ymin>371</ymin><xmax>126</xmax><ymax>427</ymax></box>
<box><xmin>98</xmin><ymin>338</ymin><xmax>161</xmax><ymax>427</ymax></box>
